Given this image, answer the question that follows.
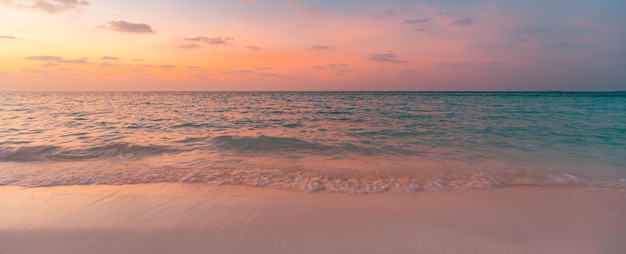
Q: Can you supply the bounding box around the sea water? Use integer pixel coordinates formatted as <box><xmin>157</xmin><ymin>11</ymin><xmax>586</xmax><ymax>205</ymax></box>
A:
<box><xmin>1</xmin><ymin>92</ymin><xmax>624</xmax><ymax>193</ymax></box>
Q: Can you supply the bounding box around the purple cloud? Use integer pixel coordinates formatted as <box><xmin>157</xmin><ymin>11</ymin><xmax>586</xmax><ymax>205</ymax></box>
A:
<box><xmin>367</xmin><ymin>52</ymin><xmax>406</xmax><ymax>63</ymax></box>
<box><xmin>312</xmin><ymin>64</ymin><xmax>348</xmax><ymax>69</ymax></box>
<box><xmin>2</xmin><ymin>0</ymin><xmax>89</xmax><ymax>13</ymax></box>
<box><xmin>310</xmin><ymin>44</ymin><xmax>335</xmax><ymax>51</ymax></box>
<box><xmin>185</xmin><ymin>37</ymin><xmax>233</xmax><ymax>45</ymax></box>
<box><xmin>25</xmin><ymin>55</ymin><xmax>88</xmax><ymax>64</ymax></box>
<box><xmin>403</xmin><ymin>18</ymin><xmax>431</xmax><ymax>24</ymax></box>
<box><xmin>41</xmin><ymin>63</ymin><xmax>58</xmax><ymax>67</ymax></box>
<box><xmin>100</xmin><ymin>56</ymin><xmax>121</xmax><ymax>61</ymax></box>
<box><xmin>259</xmin><ymin>73</ymin><xmax>296</xmax><ymax>79</ymax></box>
<box><xmin>246</xmin><ymin>45</ymin><xmax>263</xmax><ymax>51</ymax></box>
<box><xmin>102</xmin><ymin>21</ymin><xmax>154</xmax><ymax>34</ymax></box>
<box><xmin>400</xmin><ymin>69</ymin><xmax>420</xmax><ymax>75</ymax></box>
<box><xmin>450</xmin><ymin>18</ymin><xmax>474</xmax><ymax>26</ymax></box>
<box><xmin>0</xmin><ymin>35</ymin><xmax>18</xmax><ymax>39</ymax></box>
<box><xmin>219</xmin><ymin>70</ymin><xmax>254</xmax><ymax>74</ymax></box>
<box><xmin>180</xmin><ymin>43</ymin><xmax>202</xmax><ymax>49</ymax></box>
<box><xmin>26</xmin><ymin>56</ymin><xmax>63</xmax><ymax>61</ymax></box>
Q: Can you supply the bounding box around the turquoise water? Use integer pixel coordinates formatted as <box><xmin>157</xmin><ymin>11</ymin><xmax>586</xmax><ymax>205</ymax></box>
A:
<box><xmin>1</xmin><ymin>92</ymin><xmax>624</xmax><ymax>193</ymax></box>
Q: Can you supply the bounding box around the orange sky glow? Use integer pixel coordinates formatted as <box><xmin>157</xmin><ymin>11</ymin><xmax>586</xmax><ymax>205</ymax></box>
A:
<box><xmin>1</xmin><ymin>0</ymin><xmax>625</xmax><ymax>91</ymax></box>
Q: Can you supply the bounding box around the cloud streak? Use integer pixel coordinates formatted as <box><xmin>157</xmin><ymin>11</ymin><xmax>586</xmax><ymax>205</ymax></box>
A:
<box><xmin>312</xmin><ymin>64</ymin><xmax>348</xmax><ymax>69</ymax></box>
<box><xmin>0</xmin><ymin>35</ymin><xmax>18</xmax><ymax>39</ymax></box>
<box><xmin>246</xmin><ymin>45</ymin><xmax>263</xmax><ymax>51</ymax></box>
<box><xmin>185</xmin><ymin>36</ymin><xmax>233</xmax><ymax>45</ymax></box>
<box><xmin>450</xmin><ymin>18</ymin><xmax>474</xmax><ymax>26</ymax></box>
<box><xmin>403</xmin><ymin>18</ymin><xmax>431</xmax><ymax>24</ymax></box>
<box><xmin>2</xmin><ymin>0</ymin><xmax>89</xmax><ymax>13</ymax></box>
<box><xmin>25</xmin><ymin>55</ymin><xmax>88</xmax><ymax>64</ymax></box>
<box><xmin>309</xmin><ymin>44</ymin><xmax>335</xmax><ymax>51</ymax></box>
<box><xmin>259</xmin><ymin>73</ymin><xmax>296</xmax><ymax>79</ymax></box>
<box><xmin>100</xmin><ymin>56</ymin><xmax>121</xmax><ymax>61</ymax></box>
<box><xmin>180</xmin><ymin>43</ymin><xmax>202</xmax><ymax>49</ymax></box>
<box><xmin>219</xmin><ymin>70</ymin><xmax>253</xmax><ymax>74</ymax></box>
<box><xmin>101</xmin><ymin>21</ymin><xmax>154</xmax><ymax>34</ymax></box>
<box><xmin>367</xmin><ymin>52</ymin><xmax>406</xmax><ymax>63</ymax></box>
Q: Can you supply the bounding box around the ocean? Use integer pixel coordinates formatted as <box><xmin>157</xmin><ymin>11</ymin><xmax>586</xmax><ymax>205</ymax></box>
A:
<box><xmin>1</xmin><ymin>92</ymin><xmax>624</xmax><ymax>193</ymax></box>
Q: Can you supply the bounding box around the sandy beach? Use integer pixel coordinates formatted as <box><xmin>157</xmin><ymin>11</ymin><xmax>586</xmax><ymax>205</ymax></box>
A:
<box><xmin>1</xmin><ymin>184</ymin><xmax>625</xmax><ymax>254</ymax></box>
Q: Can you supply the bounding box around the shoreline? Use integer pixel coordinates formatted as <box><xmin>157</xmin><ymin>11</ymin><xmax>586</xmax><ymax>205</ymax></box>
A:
<box><xmin>1</xmin><ymin>183</ymin><xmax>625</xmax><ymax>253</ymax></box>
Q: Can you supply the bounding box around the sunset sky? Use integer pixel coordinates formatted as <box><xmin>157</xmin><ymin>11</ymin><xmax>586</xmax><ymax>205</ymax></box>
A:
<box><xmin>1</xmin><ymin>0</ymin><xmax>625</xmax><ymax>91</ymax></box>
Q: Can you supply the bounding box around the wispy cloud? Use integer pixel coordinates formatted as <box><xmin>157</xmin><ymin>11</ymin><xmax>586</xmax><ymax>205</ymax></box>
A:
<box><xmin>400</xmin><ymin>69</ymin><xmax>420</xmax><ymax>75</ymax></box>
<box><xmin>180</xmin><ymin>43</ymin><xmax>202</xmax><ymax>49</ymax></box>
<box><xmin>158</xmin><ymin>65</ymin><xmax>176</xmax><ymax>69</ymax></box>
<box><xmin>438</xmin><ymin>61</ymin><xmax>469</xmax><ymax>67</ymax></box>
<box><xmin>25</xmin><ymin>55</ymin><xmax>88</xmax><ymax>64</ymax></box>
<box><xmin>101</xmin><ymin>21</ymin><xmax>154</xmax><ymax>34</ymax></box>
<box><xmin>403</xmin><ymin>18</ymin><xmax>431</xmax><ymax>24</ymax></box>
<box><xmin>309</xmin><ymin>44</ymin><xmax>335</xmax><ymax>51</ymax></box>
<box><xmin>0</xmin><ymin>35</ymin><xmax>18</xmax><ymax>39</ymax></box>
<box><xmin>188</xmin><ymin>66</ymin><xmax>209</xmax><ymax>73</ymax></box>
<box><xmin>219</xmin><ymin>70</ymin><xmax>254</xmax><ymax>74</ymax></box>
<box><xmin>2</xmin><ymin>0</ymin><xmax>89</xmax><ymax>13</ymax></box>
<box><xmin>255</xmin><ymin>67</ymin><xmax>272</xmax><ymax>70</ymax></box>
<box><xmin>312</xmin><ymin>64</ymin><xmax>348</xmax><ymax>69</ymax></box>
<box><xmin>259</xmin><ymin>73</ymin><xmax>296</xmax><ymax>79</ymax></box>
<box><xmin>367</xmin><ymin>52</ymin><xmax>406</xmax><ymax>63</ymax></box>
<box><xmin>100</xmin><ymin>56</ymin><xmax>121</xmax><ymax>61</ymax></box>
<box><xmin>40</xmin><ymin>62</ymin><xmax>58</xmax><ymax>67</ymax></box>
<box><xmin>26</xmin><ymin>56</ymin><xmax>63</xmax><ymax>61</ymax></box>
<box><xmin>185</xmin><ymin>36</ymin><xmax>233</xmax><ymax>45</ymax></box>
<box><xmin>450</xmin><ymin>18</ymin><xmax>474</xmax><ymax>26</ymax></box>
<box><xmin>246</xmin><ymin>45</ymin><xmax>263</xmax><ymax>51</ymax></box>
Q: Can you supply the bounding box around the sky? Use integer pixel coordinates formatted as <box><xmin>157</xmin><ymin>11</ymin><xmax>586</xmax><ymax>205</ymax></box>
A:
<box><xmin>1</xmin><ymin>0</ymin><xmax>625</xmax><ymax>91</ymax></box>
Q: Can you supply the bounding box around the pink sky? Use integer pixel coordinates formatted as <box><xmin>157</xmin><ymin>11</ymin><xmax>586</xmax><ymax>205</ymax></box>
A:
<box><xmin>1</xmin><ymin>0</ymin><xmax>624</xmax><ymax>91</ymax></box>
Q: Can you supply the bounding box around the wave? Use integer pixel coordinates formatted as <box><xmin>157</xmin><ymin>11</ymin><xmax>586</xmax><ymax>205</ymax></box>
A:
<box><xmin>2</xmin><ymin>161</ymin><xmax>624</xmax><ymax>193</ymax></box>
<box><xmin>0</xmin><ymin>143</ymin><xmax>173</xmax><ymax>162</ymax></box>
<box><xmin>213</xmin><ymin>135</ymin><xmax>324</xmax><ymax>152</ymax></box>
<box><xmin>211</xmin><ymin>135</ymin><xmax>406</xmax><ymax>156</ymax></box>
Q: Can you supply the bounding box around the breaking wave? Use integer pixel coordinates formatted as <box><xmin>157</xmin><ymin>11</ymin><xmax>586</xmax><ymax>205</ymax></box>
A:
<box><xmin>212</xmin><ymin>135</ymin><xmax>405</xmax><ymax>156</ymax></box>
<box><xmin>1</xmin><ymin>158</ymin><xmax>625</xmax><ymax>193</ymax></box>
<box><xmin>0</xmin><ymin>143</ymin><xmax>174</xmax><ymax>162</ymax></box>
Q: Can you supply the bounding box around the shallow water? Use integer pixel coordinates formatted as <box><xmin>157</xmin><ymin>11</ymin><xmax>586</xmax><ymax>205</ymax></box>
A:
<box><xmin>1</xmin><ymin>92</ymin><xmax>625</xmax><ymax>193</ymax></box>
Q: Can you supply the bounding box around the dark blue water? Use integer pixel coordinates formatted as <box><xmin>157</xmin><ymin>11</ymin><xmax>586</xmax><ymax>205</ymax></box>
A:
<box><xmin>1</xmin><ymin>92</ymin><xmax>624</xmax><ymax>193</ymax></box>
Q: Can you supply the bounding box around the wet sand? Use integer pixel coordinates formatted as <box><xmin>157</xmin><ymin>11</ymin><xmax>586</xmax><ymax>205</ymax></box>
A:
<box><xmin>1</xmin><ymin>184</ymin><xmax>625</xmax><ymax>254</ymax></box>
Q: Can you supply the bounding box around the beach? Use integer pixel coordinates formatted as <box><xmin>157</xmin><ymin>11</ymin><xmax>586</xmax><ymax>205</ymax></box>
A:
<box><xmin>2</xmin><ymin>0</ymin><xmax>625</xmax><ymax>251</ymax></box>
<box><xmin>2</xmin><ymin>184</ymin><xmax>625</xmax><ymax>254</ymax></box>
<box><xmin>1</xmin><ymin>92</ymin><xmax>625</xmax><ymax>253</ymax></box>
